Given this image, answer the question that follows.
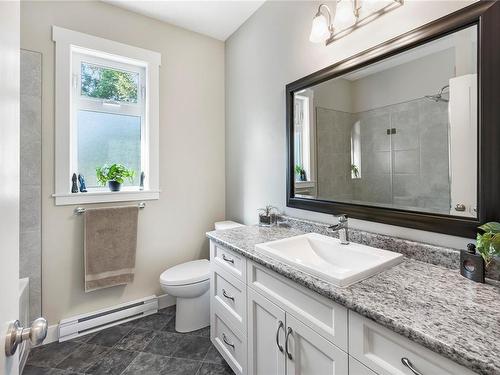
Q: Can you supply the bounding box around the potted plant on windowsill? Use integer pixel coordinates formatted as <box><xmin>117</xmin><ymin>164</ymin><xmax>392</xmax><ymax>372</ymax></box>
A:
<box><xmin>96</xmin><ymin>163</ymin><xmax>135</xmax><ymax>192</ymax></box>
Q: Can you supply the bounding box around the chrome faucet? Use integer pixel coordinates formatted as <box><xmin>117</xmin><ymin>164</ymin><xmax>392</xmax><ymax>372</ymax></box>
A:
<box><xmin>329</xmin><ymin>214</ymin><xmax>349</xmax><ymax>245</ymax></box>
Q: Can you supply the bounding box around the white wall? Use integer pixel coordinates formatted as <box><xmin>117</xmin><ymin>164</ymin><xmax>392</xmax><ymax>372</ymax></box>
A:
<box><xmin>225</xmin><ymin>0</ymin><xmax>477</xmax><ymax>249</ymax></box>
<box><xmin>351</xmin><ymin>48</ymin><xmax>455</xmax><ymax>112</ymax></box>
<box><xmin>313</xmin><ymin>78</ymin><xmax>353</xmax><ymax>113</ymax></box>
<box><xmin>312</xmin><ymin>48</ymin><xmax>456</xmax><ymax>113</ymax></box>
<box><xmin>21</xmin><ymin>1</ymin><xmax>225</xmax><ymax>325</ymax></box>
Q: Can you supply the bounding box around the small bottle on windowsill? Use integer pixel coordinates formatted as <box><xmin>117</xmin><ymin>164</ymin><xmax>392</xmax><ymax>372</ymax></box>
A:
<box><xmin>460</xmin><ymin>243</ymin><xmax>485</xmax><ymax>283</ymax></box>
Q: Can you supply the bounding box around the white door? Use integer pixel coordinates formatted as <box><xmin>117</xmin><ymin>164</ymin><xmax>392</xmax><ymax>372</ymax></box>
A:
<box><xmin>285</xmin><ymin>314</ymin><xmax>348</xmax><ymax>375</ymax></box>
<box><xmin>0</xmin><ymin>1</ymin><xmax>21</xmax><ymax>374</ymax></box>
<box><xmin>247</xmin><ymin>288</ymin><xmax>286</xmax><ymax>375</ymax></box>
<box><xmin>449</xmin><ymin>74</ymin><xmax>478</xmax><ymax>217</ymax></box>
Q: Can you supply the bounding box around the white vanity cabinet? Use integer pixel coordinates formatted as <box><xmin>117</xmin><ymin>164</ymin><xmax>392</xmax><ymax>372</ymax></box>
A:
<box><xmin>247</xmin><ymin>288</ymin><xmax>348</xmax><ymax>375</ymax></box>
<box><xmin>209</xmin><ymin>240</ymin><xmax>478</xmax><ymax>375</ymax></box>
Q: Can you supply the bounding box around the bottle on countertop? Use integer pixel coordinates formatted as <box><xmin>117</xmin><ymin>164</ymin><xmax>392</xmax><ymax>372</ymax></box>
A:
<box><xmin>460</xmin><ymin>243</ymin><xmax>485</xmax><ymax>283</ymax></box>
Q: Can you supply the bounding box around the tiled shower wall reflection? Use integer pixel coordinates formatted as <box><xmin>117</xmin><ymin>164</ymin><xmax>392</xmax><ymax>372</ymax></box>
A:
<box><xmin>20</xmin><ymin>49</ymin><xmax>42</xmax><ymax>322</ymax></box>
<box><xmin>316</xmin><ymin>98</ymin><xmax>450</xmax><ymax>213</ymax></box>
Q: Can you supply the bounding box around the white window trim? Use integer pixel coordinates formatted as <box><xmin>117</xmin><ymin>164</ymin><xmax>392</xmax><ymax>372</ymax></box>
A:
<box><xmin>52</xmin><ymin>26</ymin><xmax>161</xmax><ymax>205</ymax></box>
<box><xmin>294</xmin><ymin>90</ymin><xmax>317</xmax><ymax>187</ymax></box>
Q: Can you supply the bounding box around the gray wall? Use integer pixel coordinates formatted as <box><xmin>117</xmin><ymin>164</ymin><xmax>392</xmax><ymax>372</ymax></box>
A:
<box><xmin>225</xmin><ymin>0</ymin><xmax>476</xmax><ymax>248</ymax></box>
<box><xmin>20</xmin><ymin>49</ymin><xmax>42</xmax><ymax>322</ymax></box>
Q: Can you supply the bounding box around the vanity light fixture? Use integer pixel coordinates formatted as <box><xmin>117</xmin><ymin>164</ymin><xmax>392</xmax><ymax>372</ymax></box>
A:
<box><xmin>310</xmin><ymin>0</ymin><xmax>404</xmax><ymax>45</ymax></box>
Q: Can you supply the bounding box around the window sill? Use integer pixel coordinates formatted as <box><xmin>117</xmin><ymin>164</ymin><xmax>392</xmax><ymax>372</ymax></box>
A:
<box><xmin>52</xmin><ymin>189</ymin><xmax>160</xmax><ymax>206</ymax></box>
<box><xmin>295</xmin><ymin>181</ymin><xmax>316</xmax><ymax>188</ymax></box>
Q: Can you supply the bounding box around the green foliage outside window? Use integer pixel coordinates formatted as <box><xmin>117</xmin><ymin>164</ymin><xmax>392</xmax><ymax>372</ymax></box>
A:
<box><xmin>81</xmin><ymin>62</ymin><xmax>138</xmax><ymax>103</ymax></box>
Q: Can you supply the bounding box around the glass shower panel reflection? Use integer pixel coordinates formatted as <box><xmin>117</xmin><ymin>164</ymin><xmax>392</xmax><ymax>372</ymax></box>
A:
<box><xmin>353</xmin><ymin>98</ymin><xmax>451</xmax><ymax>214</ymax></box>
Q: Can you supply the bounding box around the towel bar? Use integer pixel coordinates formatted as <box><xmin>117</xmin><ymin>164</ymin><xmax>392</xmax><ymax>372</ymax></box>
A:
<box><xmin>74</xmin><ymin>201</ymin><xmax>146</xmax><ymax>215</ymax></box>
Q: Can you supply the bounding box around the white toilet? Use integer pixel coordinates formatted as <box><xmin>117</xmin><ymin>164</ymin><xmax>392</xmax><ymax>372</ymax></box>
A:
<box><xmin>159</xmin><ymin>221</ymin><xmax>243</xmax><ymax>332</ymax></box>
<box><xmin>160</xmin><ymin>259</ymin><xmax>211</xmax><ymax>332</ymax></box>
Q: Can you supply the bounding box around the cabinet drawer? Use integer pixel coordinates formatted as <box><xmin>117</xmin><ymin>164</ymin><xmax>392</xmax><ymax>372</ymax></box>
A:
<box><xmin>350</xmin><ymin>356</ymin><xmax>377</xmax><ymax>375</ymax></box>
<box><xmin>212</xmin><ymin>264</ymin><xmax>246</xmax><ymax>332</ymax></box>
<box><xmin>211</xmin><ymin>305</ymin><xmax>246</xmax><ymax>375</ymax></box>
<box><xmin>349</xmin><ymin>312</ymin><xmax>476</xmax><ymax>375</ymax></box>
<box><xmin>210</xmin><ymin>241</ymin><xmax>246</xmax><ymax>282</ymax></box>
<box><xmin>248</xmin><ymin>261</ymin><xmax>348</xmax><ymax>351</ymax></box>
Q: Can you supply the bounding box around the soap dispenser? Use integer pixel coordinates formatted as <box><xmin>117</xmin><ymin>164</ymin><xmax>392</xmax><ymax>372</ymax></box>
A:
<box><xmin>460</xmin><ymin>243</ymin><xmax>485</xmax><ymax>283</ymax></box>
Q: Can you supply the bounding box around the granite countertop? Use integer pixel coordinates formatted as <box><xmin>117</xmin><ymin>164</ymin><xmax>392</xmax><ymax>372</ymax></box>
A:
<box><xmin>206</xmin><ymin>225</ymin><xmax>500</xmax><ymax>375</ymax></box>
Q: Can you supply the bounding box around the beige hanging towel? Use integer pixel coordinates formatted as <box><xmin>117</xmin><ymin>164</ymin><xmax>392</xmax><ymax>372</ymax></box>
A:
<box><xmin>84</xmin><ymin>206</ymin><xmax>139</xmax><ymax>292</ymax></box>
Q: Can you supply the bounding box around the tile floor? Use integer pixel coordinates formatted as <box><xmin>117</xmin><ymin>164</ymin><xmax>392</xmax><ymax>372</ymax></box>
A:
<box><xmin>24</xmin><ymin>306</ymin><xmax>234</xmax><ymax>375</ymax></box>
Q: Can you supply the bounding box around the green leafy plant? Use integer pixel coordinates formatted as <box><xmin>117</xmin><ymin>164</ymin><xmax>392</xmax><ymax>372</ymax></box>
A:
<box><xmin>96</xmin><ymin>163</ymin><xmax>135</xmax><ymax>185</ymax></box>
<box><xmin>476</xmin><ymin>222</ymin><xmax>500</xmax><ymax>269</ymax></box>
<box><xmin>351</xmin><ymin>164</ymin><xmax>359</xmax><ymax>178</ymax></box>
<box><xmin>295</xmin><ymin>164</ymin><xmax>304</xmax><ymax>175</ymax></box>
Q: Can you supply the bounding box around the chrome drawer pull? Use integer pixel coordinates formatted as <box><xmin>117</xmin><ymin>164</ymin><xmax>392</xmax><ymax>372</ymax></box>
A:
<box><xmin>276</xmin><ymin>321</ymin><xmax>284</xmax><ymax>353</ymax></box>
<box><xmin>222</xmin><ymin>254</ymin><xmax>234</xmax><ymax>264</ymax></box>
<box><xmin>285</xmin><ymin>327</ymin><xmax>293</xmax><ymax>360</ymax></box>
<box><xmin>222</xmin><ymin>289</ymin><xmax>235</xmax><ymax>301</ymax></box>
<box><xmin>402</xmin><ymin>358</ymin><xmax>423</xmax><ymax>375</ymax></box>
<box><xmin>222</xmin><ymin>333</ymin><xmax>235</xmax><ymax>349</ymax></box>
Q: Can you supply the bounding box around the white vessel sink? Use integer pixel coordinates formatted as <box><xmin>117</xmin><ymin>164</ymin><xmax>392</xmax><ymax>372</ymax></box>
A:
<box><xmin>255</xmin><ymin>233</ymin><xmax>403</xmax><ymax>287</ymax></box>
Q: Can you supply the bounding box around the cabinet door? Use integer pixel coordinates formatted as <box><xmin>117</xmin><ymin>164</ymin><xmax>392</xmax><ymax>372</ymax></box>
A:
<box><xmin>247</xmin><ymin>288</ymin><xmax>286</xmax><ymax>375</ymax></box>
<box><xmin>285</xmin><ymin>314</ymin><xmax>348</xmax><ymax>375</ymax></box>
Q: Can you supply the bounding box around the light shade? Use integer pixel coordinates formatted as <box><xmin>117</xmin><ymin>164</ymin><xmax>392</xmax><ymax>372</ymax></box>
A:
<box><xmin>334</xmin><ymin>0</ymin><xmax>357</xmax><ymax>30</ymax></box>
<box><xmin>309</xmin><ymin>14</ymin><xmax>331</xmax><ymax>43</ymax></box>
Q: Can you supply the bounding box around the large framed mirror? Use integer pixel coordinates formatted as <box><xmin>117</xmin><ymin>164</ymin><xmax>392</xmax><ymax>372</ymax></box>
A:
<box><xmin>286</xmin><ymin>1</ymin><xmax>500</xmax><ymax>237</ymax></box>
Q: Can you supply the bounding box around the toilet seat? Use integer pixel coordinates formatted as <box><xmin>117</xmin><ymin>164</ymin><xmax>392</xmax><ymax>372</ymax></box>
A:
<box><xmin>160</xmin><ymin>259</ymin><xmax>210</xmax><ymax>286</ymax></box>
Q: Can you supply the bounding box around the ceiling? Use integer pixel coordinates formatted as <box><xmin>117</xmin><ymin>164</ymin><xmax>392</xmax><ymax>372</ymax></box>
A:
<box><xmin>104</xmin><ymin>0</ymin><xmax>265</xmax><ymax>41</ymax></box>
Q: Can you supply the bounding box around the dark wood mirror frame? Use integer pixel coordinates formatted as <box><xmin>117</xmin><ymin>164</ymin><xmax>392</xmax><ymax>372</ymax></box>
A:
<box><xmin>286</xmin><ymin>1</ymin><xmax>500</xmax><ymax>238</ymax></box>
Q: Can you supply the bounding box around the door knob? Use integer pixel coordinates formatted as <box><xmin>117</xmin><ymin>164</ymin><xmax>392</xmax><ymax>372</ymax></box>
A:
<box><xmin>5</xmin><ymin>317</ymin><xmax>48</xmax><ymax>356</ymax></box>
<box><xmin>454</xmin><ymin>203</ymin><xmax>466</xmax><ymax>212</ymax></box>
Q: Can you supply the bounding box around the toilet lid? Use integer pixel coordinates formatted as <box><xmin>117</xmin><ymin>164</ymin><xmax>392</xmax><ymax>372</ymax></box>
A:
<box><xmin>160</xmin><ymin>259</ymin><xmax>210</xmax><ymax>286</ymax></box>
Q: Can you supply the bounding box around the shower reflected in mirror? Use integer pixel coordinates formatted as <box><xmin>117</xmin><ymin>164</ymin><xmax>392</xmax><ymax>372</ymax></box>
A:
<box><xmin>292</xmin><ymin>25</ymin><xmax>478</xmax><ymax>218</ymax></box>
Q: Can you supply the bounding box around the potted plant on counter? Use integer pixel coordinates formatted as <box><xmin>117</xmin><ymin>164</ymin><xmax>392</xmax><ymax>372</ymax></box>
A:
<box><xmin>476</xmin><ymin>222</ymin><xmax>500</xmax><ymax>270</ymax></box>
<box><xmin>96</xmin><ymin>163</ymin><xmax>135</xmax><ymax>192</ymax></box>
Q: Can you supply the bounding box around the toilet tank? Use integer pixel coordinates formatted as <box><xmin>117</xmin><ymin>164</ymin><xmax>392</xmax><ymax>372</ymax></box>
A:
<box><xmin>214</xmin><ymin>221</ymin><xmax>244</xmax><ymax>230</ymax></box>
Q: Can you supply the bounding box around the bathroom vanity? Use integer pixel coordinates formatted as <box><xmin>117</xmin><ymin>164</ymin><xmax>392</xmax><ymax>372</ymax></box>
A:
<box><xmin>207</xmin><ymin>221</ymin><xmax>500</xmax><ymax>375</ymax></box>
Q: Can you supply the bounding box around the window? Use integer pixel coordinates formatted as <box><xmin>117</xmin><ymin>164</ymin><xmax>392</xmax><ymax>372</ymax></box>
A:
<box><xmin>53</xmin><ymin>26</ymin><xmax>161</xmax><ymax>205</ymax></box>
<box><xmin>294</xmin><ymin>94</ymin><xmax>314</xmax><ymax>182</ymax></box>
<box><xmin>293</xmin><ymin>89</ymin><xmax>317</xmax><ymax>197</ymax></box>
<box><xmin>350</xmin><ymin>120</ymin><xmax>361</xmax><ymax>179</ymax></box>
<box><xmin>73</xmin><ymin>55</ymin><xmax>144</xmax><ymax>188</ymax></box>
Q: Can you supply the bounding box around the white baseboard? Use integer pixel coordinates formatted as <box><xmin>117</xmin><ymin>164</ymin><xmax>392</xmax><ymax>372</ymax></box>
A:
<box><xmin>39</xmin><ymin>294</ymin><xmax>176</xmax><ymax>346</ymax></box>
<box><xmin>158</xmin><ymin>293</ymin><xmax>176</xmax><ymax>309</ymax></box>
<box><xmin>41</xmin><ymin>324</ymin><xmax>60</xmax><ymax>346</ymax></box>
